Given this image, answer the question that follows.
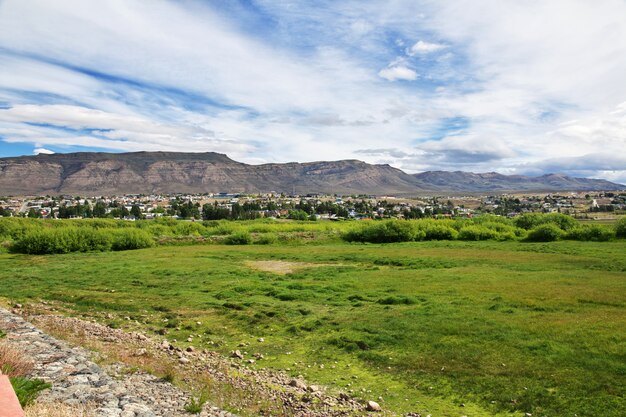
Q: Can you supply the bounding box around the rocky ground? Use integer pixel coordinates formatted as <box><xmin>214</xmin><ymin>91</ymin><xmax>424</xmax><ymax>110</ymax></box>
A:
<box><xmin>0</xmin><ymin>303</ymin><xmax>384</xmax><ymax>417</ymax></box>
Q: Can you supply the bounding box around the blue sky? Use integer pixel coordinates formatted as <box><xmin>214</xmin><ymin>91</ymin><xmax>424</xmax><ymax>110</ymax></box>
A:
<box><xmin>0</xmin><ymin>0</ymin><xmax>625</xmax><ymax>183</ymax></box>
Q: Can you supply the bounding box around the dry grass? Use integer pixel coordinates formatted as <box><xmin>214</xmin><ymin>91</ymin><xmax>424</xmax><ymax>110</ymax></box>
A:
<box><xmin>0</xmin><ymin>341</ymin><xmax>34</xmax><ymax>377</ymax></box>
<box><xmin>245</xmin><ymin>260</ymin><xmax>334</xmax><ymax>274</ymax></box>
<box><xmin>24</xmin><ymin>401</ymin><xmax>95</xmax><ymax>417</ymax></box>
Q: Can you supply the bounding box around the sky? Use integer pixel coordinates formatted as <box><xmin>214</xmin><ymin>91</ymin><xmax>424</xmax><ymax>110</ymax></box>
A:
<box><xmin>0</xmin><ymin>0</ymin><xmax>625</xmax><ymax>183</ymax></box>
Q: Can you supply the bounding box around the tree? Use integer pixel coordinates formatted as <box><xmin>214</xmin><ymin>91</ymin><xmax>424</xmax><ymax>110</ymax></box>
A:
<box><xmin>93</xmin><ymin>202</ymin><xmax>107</xmax><ymax>218</ymax></box>
<box><xmin>130</xmin><ymin>205</ymin><xmax>142</xmax><ymax>219</ymax></box>
<box><xmin>27</xmin><ymin>208</ymin><xmax>41</xmax><ymax>218</ymax></box>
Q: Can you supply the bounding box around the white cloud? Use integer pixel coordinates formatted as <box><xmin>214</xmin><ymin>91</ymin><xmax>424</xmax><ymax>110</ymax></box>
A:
<box><xmin>378</xmin><ymin>66</ymin><xmax>418</xmax><ymax>81</ymax></box>
<box><xmin>0</xmin><ymin>104</ymin><xmax>253</xmax><ymax>156</ymax></box>
<box><xmin>33</xmin><ymin>147</ymin><xmax>54</xmax><ymax>155</ymax></box>
<box><xmin>0</xmin><ymin>0</ymin><xmax>625</xmax><ymax>183</ymax></box>
<box><xmin>408</xmin><ymin>40</ymin><xmax>446</xmax><ymax>55</ymax></box>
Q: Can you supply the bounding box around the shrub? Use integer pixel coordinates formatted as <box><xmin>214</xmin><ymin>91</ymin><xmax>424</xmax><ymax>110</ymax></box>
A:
<box><xmin>515</xmin><ymin>213</ymin><xmax>577</xmax><ymax>231</ymax></box>
<box><xmin>174</xmin><ymin>222</ymin><xmax>207</xmax><ymax>237</ymax></box>
<box><xmin>565</xmin><ymin>225</ymin><xmax>615</xmax><ymax>242</ymax></box>
<box><xmin>11</xmin><ymin>228</ymin><xmax>112</xmax><ymax>254</ymax></box>
<box><xmin>420</xmin><ymin>224</ymin><xmax>458</xmax><ymax>240</ymax></box>
<box><xmin>224</xmin><ymin>231</ymin><xmax>252</xmax><ymax>245</ymax></box>
<box><xmin>254</xmin><ymin>233</ymin><xmax>278</xmax><ymax>244</ymax></box>
<box><xmin>526</xmin><ymin>224</ymin><xmax>564</xmax><ymax>242</ymax></box>
<box><xmin>110</xmin><ymin>229</ymin><xmax>155</xmax><ymax>251</ymax></box>
<box><xmin>615</xmin><ymin>218</ymin><xmax>626</xmax><ymax>238</ymax></box>
<box><xmin>458</xmin><ymin>226</ymin><xmax>499</xmax><ymax>241</ymax></box>
<box><xmin>342</xmin><ymin>220</ymin><xmax>417</xmax><ymax>243</ymax></box>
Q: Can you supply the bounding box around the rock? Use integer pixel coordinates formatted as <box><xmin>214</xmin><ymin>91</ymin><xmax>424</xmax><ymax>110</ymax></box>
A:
<box><xmin>134</xmin><ymin>348</ymin><xmax>147</xmax><ymax>356</ymax></box>
<box><xmin>308</xmin><ymin>385</ymin><xmax>321</xmax><ymax>393</ymax></box>
<box><xmin>179</xmin><ymin>357</ymin><xmax>190</xmax><ymax>364</ymax></box>
<box><xmin>289</xmin><ymin>379</ymin><xmax>307</xmax><ymax>390</ymax></box>
<box><xmin>366</xmin><ymin>400</ymin><xmax>381</xmax><ymax>412</ymax></box>
<box><xmin>14</xmin><ymin>303</ymin><xmax>23</xmax><ymax>309</ymax></box>
<box><xmin>258</xmin><ymin>337</ymin><xmax>265</xmax><ymax>342</ymax></box>
<box><xmin>231</xmin><ymin>350</ymin><xmax>244</xmax><ymax>359</ymax></box>
<box><xmin>186</xmin><ymin>346</ymin><xmax>194</xmax><ymax>353</ymax></box>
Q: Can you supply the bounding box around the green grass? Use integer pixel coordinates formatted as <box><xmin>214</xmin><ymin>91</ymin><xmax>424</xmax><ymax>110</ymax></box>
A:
<box><xmin>1</xmin><ymin>240</ymin><xmax>625</xmax><ymax>416</ymax></box>
<box><xmin>185</xmin><ymin>392</ymin><xmax>208</xmax><ymax>414</ymax></box>
<box><xmin>9</xmin><ymin>377</ymin><xmax>51</xmax><ymax>407</ymax></box>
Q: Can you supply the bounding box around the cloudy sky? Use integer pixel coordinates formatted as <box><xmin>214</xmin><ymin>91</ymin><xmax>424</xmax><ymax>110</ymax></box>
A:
<box><xmin>1</xmin><ymin>0</ymin><xmax>625</xmax><ymax>183</ymax></box>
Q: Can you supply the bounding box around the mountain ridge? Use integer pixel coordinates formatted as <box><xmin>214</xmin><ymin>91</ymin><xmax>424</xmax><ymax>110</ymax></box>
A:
<box><xmin>0</xmin><ymin>151</ymin><xmax>622</xmax><ymax>195</ymax></box>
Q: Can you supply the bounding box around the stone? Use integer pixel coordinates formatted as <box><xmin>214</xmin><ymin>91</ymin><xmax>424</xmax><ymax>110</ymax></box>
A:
<box><xmin>289</xmin><ymin>379</ymin><xmax>307</xmax><ymax>390</ymax></box>
<box><xmin>231</xmin><ymin>350</ymin><xmax>244</xmax><ymax>359</ymax></box>
<box><xmin>366</xmin><ymin>400</ymin><xmax>381</xmax><ymax>411</ymax></box>
<box><xmin>179</xmin><ymin>357</ymin><xmax>190</xmax><ymax>364</ymax></box>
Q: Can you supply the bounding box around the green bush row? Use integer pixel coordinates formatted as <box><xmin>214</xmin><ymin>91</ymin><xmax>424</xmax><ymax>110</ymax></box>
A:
<box><xmin>2</xmin><ymin>215</ymin><xmax>625</xmax><ymax>250</ymax></box>
<box><xmin>10</xmin><ymin>228</ymin><xmax>154</xmax><ymax>254</ymax></box>
<box><xmin>342</xmin><ymin>215</ymin><xmax>626</xmax><ymax>243</ymax></box>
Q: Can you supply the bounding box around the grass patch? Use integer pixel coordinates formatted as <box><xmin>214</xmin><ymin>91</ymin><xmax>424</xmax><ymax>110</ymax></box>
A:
<box><xmin>10</xmin><ymin>377</ymin><xmax>51</xmax><ymax>407</ymax></box>
<box><xmin>0</xmin><ymin>240</ymin><xmax>625</xmax><ymax>416</ymax></box>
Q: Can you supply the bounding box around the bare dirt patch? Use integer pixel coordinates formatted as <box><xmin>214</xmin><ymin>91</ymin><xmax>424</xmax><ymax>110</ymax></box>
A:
<box><xmin>246</xmin><ymin>260</ymin><xmax>335</xmax><ymax>275</ymax></box>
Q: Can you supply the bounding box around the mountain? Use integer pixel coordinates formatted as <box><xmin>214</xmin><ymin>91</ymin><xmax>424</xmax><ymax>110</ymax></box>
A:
<box><xmin>412</xmin><ymin>171</ymin><xmax>624</xmax><ymax>192</ymax></box>
<box><xmin>0</xmin><ymin>151</ymin><xmax>426</xmax><ymax>195</ymax></box>
<box><xmin>0</xmin><ymin>152</ymin><xmax>622</xmax><ymax>195</ymax></box>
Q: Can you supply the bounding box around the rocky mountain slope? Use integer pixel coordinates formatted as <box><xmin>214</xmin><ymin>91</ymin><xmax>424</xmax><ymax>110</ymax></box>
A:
<box><xmin>412</xmin><ymin>171</ymin><xmax>624</xmax><ymax>192</ymax></box>
<box><xmin>0</xmin><ymin>151</ymin><xmax>622</xmax><ymax>195</ymax></box>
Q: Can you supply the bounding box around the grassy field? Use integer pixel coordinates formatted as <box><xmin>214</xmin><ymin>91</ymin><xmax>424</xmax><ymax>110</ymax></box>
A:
<box><xmin>1</xmin><ymin>240</ymin><xmax>625</xmax><ymax>416</ymax></box>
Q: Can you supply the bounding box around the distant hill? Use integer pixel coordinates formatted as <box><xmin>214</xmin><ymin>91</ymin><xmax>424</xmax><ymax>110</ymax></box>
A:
<box><xmin>0</xmin><ymin>152</ymin><xmax>622</xmax><ymax>195</ymax></box>
<box><xmin>412</xmin><ymin>171</ymin><xmax>624</xmax><ymax>192</ymax></box>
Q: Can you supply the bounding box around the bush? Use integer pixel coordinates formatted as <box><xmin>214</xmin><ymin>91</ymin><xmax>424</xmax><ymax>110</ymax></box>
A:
<box><xmin>615</xmin><ymin>218</ymin><xmax>626</xmax><ymax>238</ymax></box>
<box><xmin>458</xmin><ymin>226</ymin><xmax>499</xmax><ymax>241</ymax></box>
<box><xmin>515</xmin><ymin>213</ymin><xmax>577</xmax><ymax>231</ymax></box>
<box><xmin>420</xmin><ymin>224</ymin><xmax>458</xmax><ymax>240</ymax></box>
<box><xmin>342</xmin><ymin>220</ymin><xmax>417</xmax><ymax>243</ymax></box>
<box><xmin>254</xmin><ymin>233</ymin><xmax>278</xmax><ymax>244</ymax></box>
<box><xmin>526</xmin><ymin>224</ymin><xmax>564</xmax><ymax>242</ymax></box>
<box><xmin>174</xmin><ymin>222</ymin><xmax>207</xmax><ymax>237</ymax></box>
<box><xmin>11</xmin><ymin>228</ymin><xmax>112</xmax><ymax>254</ymax></box>
<box><xmin>565</xmin><ymin>225</ymin><xmax>615</xmax><ymax>242</ymax></box>
<box><xmin>224</xmin><ymin>231</ymin><xmax>252</xmax><ymax>245</ymax></box>
<box><xmin>110</xmin><ymin>229</ymin><xmax>155</xmax><ymax>251</ymax></box>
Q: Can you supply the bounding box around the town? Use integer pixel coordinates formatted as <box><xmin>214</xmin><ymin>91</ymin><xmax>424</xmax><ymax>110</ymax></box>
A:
<box><xmin>1</xmin><ymin>191</ymin><xmax>624</xmax><ymax>221</ymax></box>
